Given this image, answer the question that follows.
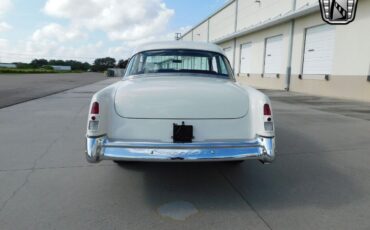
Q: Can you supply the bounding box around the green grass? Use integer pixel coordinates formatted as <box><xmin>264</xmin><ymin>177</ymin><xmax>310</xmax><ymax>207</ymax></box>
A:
<box><xmin>0</xmin><ymin>68</ymin><xmax>84</xmax><ymax>74</ymax></box>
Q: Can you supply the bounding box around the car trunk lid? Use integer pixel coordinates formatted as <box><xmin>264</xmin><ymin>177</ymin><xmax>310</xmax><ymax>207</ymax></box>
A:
<box><xmin>114</xmin><ymin>76</ymin><xmax>249</xmax><ymax>119</ymax></box>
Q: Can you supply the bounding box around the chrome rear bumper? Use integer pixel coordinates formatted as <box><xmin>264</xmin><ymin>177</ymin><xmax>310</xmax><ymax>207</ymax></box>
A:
<box><xmin>85</xmin><ymin>136</ymin><xmax>275</xmax><ymax>163</ymax></box>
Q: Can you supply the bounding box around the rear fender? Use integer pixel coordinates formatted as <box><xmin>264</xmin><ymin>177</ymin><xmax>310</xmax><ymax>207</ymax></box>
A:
<box><xmin>86</xmin><ymin>84</ymin><xmax>117</xmax><ymax>137</ymax></box>
<box><xmin>244</xmin><ymin>87</ymin><xmax>275</xmax><ymax>138</ymax></box>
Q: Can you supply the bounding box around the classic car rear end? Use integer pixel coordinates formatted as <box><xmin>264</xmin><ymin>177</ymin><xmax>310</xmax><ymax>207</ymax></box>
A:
<box><xmin>85</xmin><ymin>42</ymin><xmax>275</xmax><ymax>164</ymax></box>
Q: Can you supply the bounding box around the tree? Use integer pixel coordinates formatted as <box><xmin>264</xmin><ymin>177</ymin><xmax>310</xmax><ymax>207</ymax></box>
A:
<box><xmin>47</xmin><ymin>59</ymin><xmax>91</xmax><ymax>71</ymax></box>
<box><xmin>30</xmin><ymin>59</ymin><xmax>48</xmax><ymax>68</ymax></box>
<box><xmin>82</xmin><ymin>62</ymin><xmax>91</xmax><ymax>71</ymax></box>
<box><xmin>28</xmin><ymin>59</ymin><xmax>91</xmax><ymax>71</ymax></box>
<box><xmin>117</xmin><ymin>59</ymin><xmax>129</xmax><ymax>69</ymax></box>
<box><xmin>14</xmin><ymin>62</ymin><xmax>33</xmax><ymax>69</ymax></box>
<box><xmin>92</xmin><ymin>57</ymin><xmax>116</xmax><ymax>72</ymax></box>
<box><xmin>49</xmin><ymin>59</ymin><xmax>66</xmax><ymax>66</ymax></box>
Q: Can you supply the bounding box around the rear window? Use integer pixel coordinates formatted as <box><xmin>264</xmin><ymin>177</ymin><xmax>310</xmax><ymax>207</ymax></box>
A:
<box><xmin>125</xmin><ymin>49</ymin><xmax>233</xmax><ymax>78</ymax></box>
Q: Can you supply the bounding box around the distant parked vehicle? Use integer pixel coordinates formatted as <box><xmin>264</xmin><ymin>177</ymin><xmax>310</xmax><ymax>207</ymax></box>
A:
<box><xmin>106</xmin><ymin>68</ymin><xmax>126</xmax><ymax>77</ymax></box>
<box><xmin>106</xmin><ymin>69</ymin><xmax>115</xmax><ymax>77</ymax></box>
<box><xmin>85</xmin><ymin>41</ymin><xmax>275</xmax><ymax>165</ymax></box>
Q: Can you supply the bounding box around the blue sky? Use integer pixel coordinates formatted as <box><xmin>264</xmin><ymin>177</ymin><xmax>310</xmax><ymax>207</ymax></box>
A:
<box><xmin>166</xmin><ymin>0</ymin><xmax>226</xmax><ymax>30</ymax></box>
<box><xmin>0</xmin><ymin>0</ymin><xmax>226</xmax><ymax>63</ymax></box>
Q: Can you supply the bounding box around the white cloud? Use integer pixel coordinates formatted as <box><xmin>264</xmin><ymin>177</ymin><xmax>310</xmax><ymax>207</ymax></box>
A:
<box><xmin>0</xmin><ymin>31</ymin><xmax>103</xmax><ymax>63</ymax></box>
<box><xmin>4</xmin><ymin>23</ymin><xmax>92</xmax><ymax>62</ymax></box>
<box><xmin>1</xmin><ymin>40</ymin><xmax>106</xmax><ymax>63</ymax></box>
<box><xmin>0</xmin><ymin>24</ymin><xmax>190</xmax><ymax>63</ymax></box>
<box><xmin>0</xmin><ymin>0</ymin><xmax>12</xmax><ymax>33</ymax></box>
<box><xmin>1</xmin><ymin>0</ymin><xmax>183</xmax><ymax>63</ymax></box>
<box><xmin>125</xmin><ymin>25</ymin><xmax>193</xmax><ymax>48</ymax></box>
<box><xmin>43</xmin><ymin>0</ymin><xmax>174</xmax><ymax>41</ymax></box>
<box><xmin>1</xmin><ymin>25</ymin><xmax>125</xmax><ymax>63</ymax></box>
<box><xmin>0</xmin><ymin>38</ymin><xmax>8</xmax><ymax>48</ymax></box>
<box><xmin>0</xmin><ymin>21</ymin><xmax>11</xmax><ymax>32</ymax></box>
<box><xmin>31</xmin><ymin>23</ymin><xmax>87</xmax><ymax>43</ymax></box>
<box><xmin>45</xmin><ymin>42</ymin><xmax>104</xmax><ymax>61</ymax></box>
<box><xmin>107</xmin><ymin>25</ymin><xmax>193</xmax><ymax>59</ymax></box>
<box><xmin>25</xmin><ymin>28</ymin><xmax>101</xmax><ymax>61</ymax></box>
<box><xmin>0</xmin><ymin>0</ymin><xmax>12</xmax><ymax>16</ymax></box>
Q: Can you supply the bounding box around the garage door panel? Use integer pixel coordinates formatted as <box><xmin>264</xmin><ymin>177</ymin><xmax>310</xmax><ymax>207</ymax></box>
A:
<box><xmin>264</xmin><ymin>35</ymin><xmax>283</xmax><ymax>74</ymax></box>
<box><xmin>223</xmin><ymin>47</ymin><xmax>233</xmax><ymax>65</ymax></box>
<box><xmin>303</xmin><ymin>25</ymin><xmax>336</xmax><ymax>75</ymax></box>
<box><xmin>240</xmin><ymin>43</ymin><xmax>252</xmax><ymax>74</ymax></box>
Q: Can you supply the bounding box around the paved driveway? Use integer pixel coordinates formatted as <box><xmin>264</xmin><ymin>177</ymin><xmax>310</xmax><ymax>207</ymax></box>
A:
<box><xmin>0</xmin><ymin>73</ymin><xmax>106</xmax><ymax>108</ymax></box>
<box><xmin>0</xmin><ymin>79</ymin><xmax>369</xmax><ymax>229</ymax></box>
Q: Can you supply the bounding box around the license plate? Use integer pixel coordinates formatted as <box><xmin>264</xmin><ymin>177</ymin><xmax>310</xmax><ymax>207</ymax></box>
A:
<box><xmin>173</xmin><ymin>122</ymin><xmax>193</xmax><ymax>143</ymax></box>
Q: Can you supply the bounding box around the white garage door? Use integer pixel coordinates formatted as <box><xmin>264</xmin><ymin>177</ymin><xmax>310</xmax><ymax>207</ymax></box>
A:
<box><xmin>240</xmin><ymin>43</ymin><xmax>252</xmax><ymax>74</ymax></box>
<box><xmin>264</xmin><ymin>35</ymin><xmax>283</xmax><ymax>74</ymax></box>
<box><xmin>303</xmin><ymin>24</ymin><xmax>335</xmax><ymax>75</ymax></box>
<box><xmin>223</xmin><ymin>47</ymin><xmax>233</xmax><ymax>65</ymax></box>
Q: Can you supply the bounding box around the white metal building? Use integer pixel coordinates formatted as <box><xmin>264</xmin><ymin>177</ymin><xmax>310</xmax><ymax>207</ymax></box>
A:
<box><xmin>51</xmin><ymin>65</ymin><xmax>72</xmax><ymax>71</ymax></box>
<box><xmin>180</xmin><ymin>0</ymin><xmax>370</xmax><ymax>102</ymax></box>
<box><xmin>0</xmin><ymin>63</ymin><xmax>17</xmax><ymax>68</ymax></box>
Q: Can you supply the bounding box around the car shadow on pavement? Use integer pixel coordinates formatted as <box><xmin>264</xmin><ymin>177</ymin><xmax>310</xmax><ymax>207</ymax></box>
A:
<box><xmin>117</xmin><ymin>161</ymin><xmax>250</xmax><ymax>211</ymax></box>
<box><xmin>218</xmin><ymin>125</ymin><xmax>364</xmax><ymax>211</ymax></box>
<box><xmin>116</xmin><ymin>124</ymin><xmax>364</xmax><ymax>213</ymax></box>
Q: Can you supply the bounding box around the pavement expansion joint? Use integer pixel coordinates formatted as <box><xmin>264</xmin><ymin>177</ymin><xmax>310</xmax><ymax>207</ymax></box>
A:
<box><xmin>219</xmin><ymin>170</ymin><xmax>274</xmax><ymax>230</ymax></box>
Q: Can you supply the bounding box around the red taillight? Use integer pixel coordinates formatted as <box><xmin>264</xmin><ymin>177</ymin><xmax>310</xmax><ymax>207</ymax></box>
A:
<box><xmin>91</xmin><ymin>102</ymin><xmax>99</xmax><ymax>114</ymax></box>
<box><xmin>264</xmin><ymin>104</ymin><xmax>271</xmax><ymax>116</ymax></box>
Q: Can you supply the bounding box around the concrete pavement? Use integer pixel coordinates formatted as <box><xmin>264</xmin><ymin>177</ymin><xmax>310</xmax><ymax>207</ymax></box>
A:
<box><xmin>0</xmin><ymin>79</ymin><xmax>369</xmax><ymax>230</ymax></box>
<box><xmin>0</xmin><ymin>73</ymin><xmax>106</xmax><ymax>109</ymax></box>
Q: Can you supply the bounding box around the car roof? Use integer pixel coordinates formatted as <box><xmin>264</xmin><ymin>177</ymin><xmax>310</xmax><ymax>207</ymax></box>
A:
<box><xmin>132</xmin><ymin>41</ymin><xmax>225</xmax><ymax>56</ymax></box>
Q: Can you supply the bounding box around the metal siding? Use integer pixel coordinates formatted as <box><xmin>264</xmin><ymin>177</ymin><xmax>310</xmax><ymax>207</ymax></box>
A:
<box><xmin>303</xmin><ymin>24</ymin><xmax>335</xmax><ymax>74</ymax></box>
<box><xmin>182</xmin><ymin>33</ymin><xmax>193</xmax><ymax>41</ymax></box>
<box><xmin>237</xmin><ymin>0</ymin><xmax>292</xmax><ymax>31</ymax></box>
<box><xmin>240</xmin><ymin>43</ymin><xmax>252</xmax><ymax>74</ymax></box>
<box><xmin>193</xmin><ymin>21</ymin><xmax>209</xmax><ymax>42</ymax></box>
<box><xmin>209</xmin><ymin>2</ymin><xmax>236</xmax><ymax>41</ymax></box>
<box><xmin>264</xmin><ymin>35</ymin><xmax>283</xmax><ymax>74</ymax></box>
<box><xmin>296</xmin><ymin>0</ymin><xmax>318</xmax><ymax>9</ymax></box>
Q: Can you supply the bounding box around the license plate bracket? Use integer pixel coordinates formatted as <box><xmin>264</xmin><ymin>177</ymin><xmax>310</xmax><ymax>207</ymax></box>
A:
<box><xmin>173</xmin><ymin>122</ymin><xmax>194</xmax><ymax>143</ymax></box>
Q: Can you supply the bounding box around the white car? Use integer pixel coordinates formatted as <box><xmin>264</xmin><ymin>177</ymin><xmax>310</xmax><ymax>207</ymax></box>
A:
<box><xmin>86</xmin><ymin>41</ymin><xmax>275</xmax><ymax>164</ymax></box>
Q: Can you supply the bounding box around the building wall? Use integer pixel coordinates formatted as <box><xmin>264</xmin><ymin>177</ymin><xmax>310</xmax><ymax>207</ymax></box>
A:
<box><xmin>193</xmin><ymin>21</ymin><xmax>209</xmax><ymax>42</ymax></box>
<box><xmin>291</xmin><ymin>12</ymin><xmax>324</xmax><ymax>76</ymax></box>
<box><xmin>236</xmin><ymin>75</ymin><xmax>287</xmax><ymax>90</ymax></box>
<box><xmin>331</xmin><ymin>1</ymin><xmax>370</xmax><ymax>76</ymax></box>
<box><xmin>182</xmin><ymin>0</ymin><xmax>370</xmax><ymax>101</ymax></box>
<box><xmin>209</xmin><ymin>1</ymin><xmax>236</xmax><ymax>41</ymax></box>
<box><xmin>234</xmin><ymin>22</ymin><xmax>291</xmax><ymax>90</ymax></box>
<box><xmin>289</xmin><ymin>1</ymin><xmax>370</xmax><ymax>102</ymax></box>
<box><xmin>237</xmin><ymin>0</ymin><xmax>292</xmax><ymax>31</ymax></box>
<box><xmin>219</xmin><ymin>40</ymin><xmax>236</xmax><ymax>68</ymax></box>
<box><xmin>182</xmin><ymin>32</ymin><xmax>193</xmax><ymax>41</ymax></box>
<box><xmin>296</xmin><ymin>0</ymin><xmax>318</xmax><ymax>9</ymax></box>
<box><xmin>235</xmin><ymin>22</ymin><xmax>291</xmax><ymax>77</ymax></box>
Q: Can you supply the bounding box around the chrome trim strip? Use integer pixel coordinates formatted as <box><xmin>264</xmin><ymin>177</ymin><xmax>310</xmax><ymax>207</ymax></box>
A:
<box><xmin>85</xmin><ymin>136</ymin><xmax>275</xmax><ymax>164</ymax></box>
